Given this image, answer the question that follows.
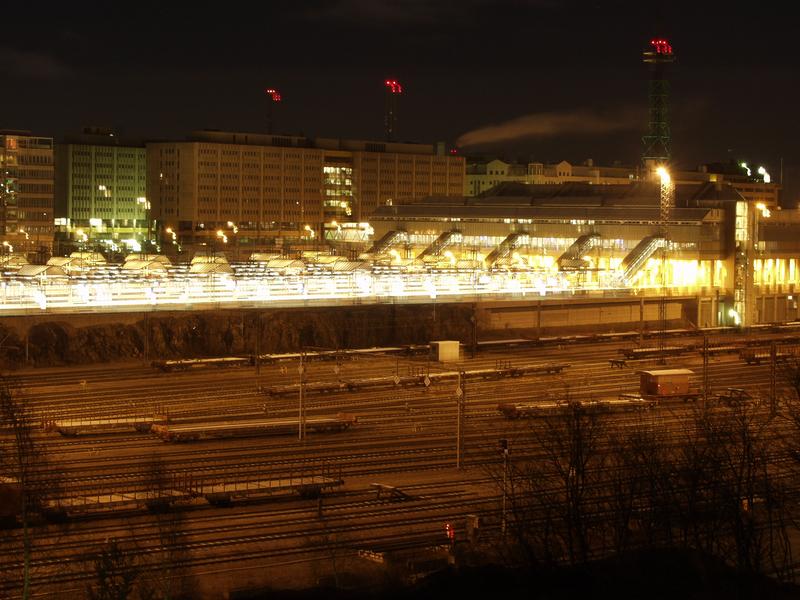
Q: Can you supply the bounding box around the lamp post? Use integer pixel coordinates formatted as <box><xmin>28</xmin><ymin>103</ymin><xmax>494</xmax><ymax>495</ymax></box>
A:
<box><xmin>216</xmin><ymin>229</ymin><xmax>228</xmax><ymax>254</ymax></box>
<box><xmin>754</xmin><ymin>201</ymin><xmax>771</xmax><ymax>327</ymax></box>
<box><xmin>18</xmin><ymin>228</ymin><xmax>28</xmax><ymax>258</ymax></box>
<box><xmin>136</xmin><ymin>197</ymin><xmax>150</xmax><ymax>256</ymax></box>
<box><xmin>227</xmin><ymin>221</ymin><xmax>239</xmax><ymax>261</ymax></box>
<box><xmin>76</xmin><ymin>229</ymin><xmax>88</xmax><ymax>253</ymax></box>
<box><xmin>165</xmin><ymin>227</ymin><xmax>181</xmax><ymax>258</ymax></box>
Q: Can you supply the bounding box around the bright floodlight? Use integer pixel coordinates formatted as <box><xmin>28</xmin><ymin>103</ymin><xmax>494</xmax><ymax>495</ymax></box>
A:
<box><xmin>656</xmin><ymin>166</ymin><xmax>671</xmax><ymax>184</ymax></box>
<box><xmin>757</xmin><ymin>166</ymin><xmax>771</xmax><ymax>183</ymax></box>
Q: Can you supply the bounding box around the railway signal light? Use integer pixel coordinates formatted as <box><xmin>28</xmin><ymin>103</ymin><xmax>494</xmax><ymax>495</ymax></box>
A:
<box><xmin>444</xmin><ymin>522</ymin><xmax>455</xmax><ymax>545</ymax></box>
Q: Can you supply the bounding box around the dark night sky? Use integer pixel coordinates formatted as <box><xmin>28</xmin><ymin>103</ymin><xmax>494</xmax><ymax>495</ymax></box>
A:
<box><xmin>2</xmin><ymin>0</ymin><xmax>798</xmax><ymax>173</ymax></box>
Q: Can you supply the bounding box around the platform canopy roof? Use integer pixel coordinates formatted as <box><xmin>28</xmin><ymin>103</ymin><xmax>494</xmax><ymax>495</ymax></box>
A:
<box><xmin>373</xmin><ymin>182</ymin><xmax>743</xmax><ymax>224</ymax></box>
<box><xmin>17</xmin><ymin>264</ymin><xmax>67</xmax><ymax>277</ymax></box>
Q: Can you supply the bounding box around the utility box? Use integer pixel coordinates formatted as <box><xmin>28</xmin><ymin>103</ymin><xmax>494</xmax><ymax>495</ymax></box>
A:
<box><xmin>0</xmin><ymin>476</ymin><xmax>22</xmax><ymax>521</ymax></box>
<box><xmin>638</xmin><ymin>369</ymin><xmax>693</xmax><ymax>396</ymax></box>
<box><xmin>432</xmin><ymin>340</ymin><xmax>460</xmax><ymax>363</ymax></box>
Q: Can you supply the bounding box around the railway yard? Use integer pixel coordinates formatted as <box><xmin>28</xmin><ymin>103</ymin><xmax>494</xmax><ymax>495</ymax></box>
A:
<box><xmin>2</xmin><ymin>326</ymin><xmax>800</xmax><ymax>597</ymax></box>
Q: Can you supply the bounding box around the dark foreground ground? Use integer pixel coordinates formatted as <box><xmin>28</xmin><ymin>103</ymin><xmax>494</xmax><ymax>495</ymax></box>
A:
<box><xmin>234</xmin><ymin>549</ymin><xmax>800</xmax><ymax>600</ymax></box>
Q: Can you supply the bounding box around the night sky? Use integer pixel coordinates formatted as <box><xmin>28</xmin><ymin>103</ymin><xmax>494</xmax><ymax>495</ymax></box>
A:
<box><xmin>3</xmin><ymin>0</ymin><xmax>798</xmax><ymax>174</ymax></box>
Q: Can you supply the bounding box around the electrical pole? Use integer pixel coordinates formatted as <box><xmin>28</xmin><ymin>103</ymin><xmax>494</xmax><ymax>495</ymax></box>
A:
<box><xmin>499</xmin><ymin>438</ymin><xmax>509</xmax><ymax>537</ymax></box>
<box><xmin>456</xmin><ymin>371</ymin><xmax>465</xmax><ymax>468</ymax></box>
<box><xmin>770</xmin><ymin>341</ymin><xmax>777</xmax><ymax>416</ymax></box>
<box><xmin>470</xmin><ymin>305</ymin><xmax>477</xmax><ymax>359</ymax></box>
<box><xmin>298</xmin><ymin>351</ymin><xmax>306</xmax><ymax>440</ymax></box>
<box><xmin>143</xmin><ymin>311</ymin><xmax>149</xmax><ymax>365</ymax></box>
<box><xmin>255</xmin><ymin>312</ymin><xmax>261</xmax><ymax>377</ymax></box>
<box><xmin>703</xmin><ymin>334</ymin><xmax>709</xmax><ymax>411</ymax></box>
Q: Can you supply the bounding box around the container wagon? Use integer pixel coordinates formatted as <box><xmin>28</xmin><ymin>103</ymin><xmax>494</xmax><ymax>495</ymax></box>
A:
<box><xmin>151</xmin><ymin>413</ymin><xmax>357</xmax><ymax>442</ymax></box>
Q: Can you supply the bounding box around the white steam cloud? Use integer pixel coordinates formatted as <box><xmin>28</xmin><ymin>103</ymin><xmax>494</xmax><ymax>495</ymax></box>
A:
<box><xmin>456</xmin><ymin>108</ymin><xmax>642</xmax><ymax>148</ymax></box>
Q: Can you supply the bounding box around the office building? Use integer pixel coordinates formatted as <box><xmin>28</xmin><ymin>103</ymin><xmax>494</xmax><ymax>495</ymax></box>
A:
<box><xmin>55</xmin><ymin>128</ymin><xmax>148</xmax><ymax>251</ymax></box>
<box><xmin>146</xmin><ymin>131</ymin><xmax>464</xmax><ymax>250</ymax></box>
<box><xmin>0</xmin><ymin>130</ymin><xmax>55</xmax><ymax>254</ymax></box>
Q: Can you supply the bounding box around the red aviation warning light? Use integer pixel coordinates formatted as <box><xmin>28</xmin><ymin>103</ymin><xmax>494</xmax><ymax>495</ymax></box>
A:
<box><xmin>385</xmin><ymin>79</ymin><xmax>403</xmax><ymax>94</ymax></box>
<box><xmin>650</xmin><ymin>38</ymin><xmax>673</xmax><ymax>55</ymax></box>
<box><xmin>265</xmin><ymin>88</ymin><xmax>282</xmax><ymax>102</ymax></box>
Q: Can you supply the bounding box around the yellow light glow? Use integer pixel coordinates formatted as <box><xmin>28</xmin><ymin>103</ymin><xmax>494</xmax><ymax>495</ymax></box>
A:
<box><xmin>656</xmin><ymin>166</ymin><xmax>671</xmax><ymax>184</ymax></box>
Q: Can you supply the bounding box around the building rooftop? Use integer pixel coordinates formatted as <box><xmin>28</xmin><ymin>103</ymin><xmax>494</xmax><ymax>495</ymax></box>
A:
<box><xmin>372</xmin><ymin>182</ymin><xmax>744</xmax><ymax>223</ymax></box>
<box><xmin>147</xmin><ymin>130</ymin><xmax>448</xmax><ymax>156</ymax></box>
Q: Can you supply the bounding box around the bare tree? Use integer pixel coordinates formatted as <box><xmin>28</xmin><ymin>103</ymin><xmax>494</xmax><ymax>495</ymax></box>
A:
<box><xmin>135</xmin><ymin>454</ymin><xmax>191</xmax><ymax>600</ymax></box>
<box><xmin>499</xmin><ymin>400</ymin><xmax>606</xmax><ymax>567</ymax></box>
<box><xmin>86</xmin><ymin>538</ymin><xmax>139</xmax><ymax>600</ymax></box>
<box><xmin>685</xmin><ymin>403</ymin><xmax>791</xmax><ymax>576</ymax></box>
<box><xmin>0</xmin><ymin>376</ymin><xmax>49</xmax><ymax>600</ymax></box>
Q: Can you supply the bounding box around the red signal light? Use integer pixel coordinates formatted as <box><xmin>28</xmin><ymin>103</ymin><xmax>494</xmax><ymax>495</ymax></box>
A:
<box><xmin>385</xmin><ymin>79</ymin><xmax>403</xmax><ymax>94</ymax></box>
<box><xmin>649</xmin><ymin>39</ymin><xmax>672</xmax><ymax>55</ymax></box>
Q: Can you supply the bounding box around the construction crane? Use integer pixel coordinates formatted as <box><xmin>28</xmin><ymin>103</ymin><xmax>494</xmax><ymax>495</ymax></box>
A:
<box><xmin>384</xmin><ymin>79</ymin><xmax>402</xmax><ymax>141</ymax></box>
<box><xmin>265</xmin><ymin>88</ymin><xmax>282</xmax><ymax>134</ymax></box>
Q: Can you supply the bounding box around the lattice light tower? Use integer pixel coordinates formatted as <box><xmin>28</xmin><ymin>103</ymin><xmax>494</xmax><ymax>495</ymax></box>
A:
<box><xmin>265</xmin><ymin>88</ymin><xmax>282</xmax><ymax>134</ymax></box>
<box><xmin>656</xmin><ymin>166</ymin><xmax>674</xmax><ymax>234</ymax></box>
<box><xmin>642</xmin><ymin>39</ymin><xmax>675</xmax><ymax>164</ymax></box>
<box><xmin>384</xmin><ymin>79</ymin><xmax>403</xmax><ymax>141</ymax></box>
<box><xmin>656</xmin><ymin>166</ymin><xmax>674</xmax><ymax>362</ymax></box>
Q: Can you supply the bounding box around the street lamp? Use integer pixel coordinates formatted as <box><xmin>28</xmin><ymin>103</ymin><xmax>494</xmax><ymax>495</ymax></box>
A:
<box><xmin>216</xmin><ymin>230</ymin><xmax>228</xmax><ymax>257</ymax></box>
<box><xmin>76</xmin><ymin>228</ymin><xmax>88</xmax><ymax>253</ymax></box>
<box><xmin>136</xmin><ymin>197</ymin><xmax>150</xmax><ymax>254</ymax></box>
<box><xmin>227</xmin><ymin>221</ymin><xmax>239</xmax><ymax>260</ymax></box>
<box><xmin>18</xmin><ymin>228</ymin><xmax>28</xmax><ymax>255</ymax></box>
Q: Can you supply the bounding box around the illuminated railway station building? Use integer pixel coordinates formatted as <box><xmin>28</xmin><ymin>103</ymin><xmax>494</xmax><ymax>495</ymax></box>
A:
<box><xmin>368</xmin><ymin>180</ymin><xmax>800</xmax><ymax>327</ymax></box>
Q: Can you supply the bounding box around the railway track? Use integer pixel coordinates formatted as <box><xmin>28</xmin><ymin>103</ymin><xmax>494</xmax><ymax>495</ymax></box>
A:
<box><xmin>2</xmin><ymin>330</ymin><xmax>800</xmax><ymax>596</ymax></box>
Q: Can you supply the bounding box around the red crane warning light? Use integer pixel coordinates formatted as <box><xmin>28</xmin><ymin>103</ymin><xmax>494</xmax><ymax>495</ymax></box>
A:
<box><xmin>265</xmin><ymin>88</ymin><xmax>282</xmax><ymax>102</ymax></box>
<box><xmin>385</xmin><ymin>79</ymin><xmax>403</xmax><ymax>94</ymax></box>
<box><xmin>650</xmin><ymin>38</ymin><xmax>673</xmax><ymax>55</ymax></box>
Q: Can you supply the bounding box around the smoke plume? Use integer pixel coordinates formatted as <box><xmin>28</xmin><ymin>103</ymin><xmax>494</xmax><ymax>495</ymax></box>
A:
<box><xmin>456</xmin><ymin>108</ymin><xmax>642</xmax><ymax>148</ymax></box>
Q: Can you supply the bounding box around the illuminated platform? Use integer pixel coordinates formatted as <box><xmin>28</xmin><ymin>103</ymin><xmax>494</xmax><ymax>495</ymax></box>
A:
<box><xmin>0</xmin><ymin>268</ymin><xmax>714</xmax><ymax>316</ymax></box>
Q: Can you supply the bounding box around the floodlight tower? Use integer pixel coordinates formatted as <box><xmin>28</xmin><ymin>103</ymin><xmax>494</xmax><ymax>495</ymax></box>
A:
<box><xmin>642</xmin><ymin>38</ymin><xmax>675</xmax><ymax>165</ymax></box>
<box><xmin>656</xmin><ymin>167</ymin><xmax>674</xmax><ymax>362</ymax></box>
<box><xmin>384</xmin><ymin>79</ymin><xmax>403</xmax><ymax>141</ymax></box>
<box><xmin>265</xmin><ymin>88</ymin><xmax>282</xmax><ymax>134</ymax></box>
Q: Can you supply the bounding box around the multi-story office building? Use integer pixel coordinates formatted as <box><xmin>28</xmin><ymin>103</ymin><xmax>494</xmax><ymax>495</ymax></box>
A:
<box><xmin>146</xmin><ymin>131</ymin><xmax>464</xmax><ymax>249</ymax></box>
<box><xmin>54</xmin><ymin>129</ymin><xmax>148</xmax><ymax>251</ymax></box>
<box><xmin>0</xmin><ymin>130</ymin><xmax>55</xmax><ymax>254</ymax></box>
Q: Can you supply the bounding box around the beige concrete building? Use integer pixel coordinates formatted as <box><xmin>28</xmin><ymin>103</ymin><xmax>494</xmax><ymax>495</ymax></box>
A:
<box><xmin>466</xmin><ymin>159</ymin><xmax>636</xmax><ymax>196</ymax></box>
<box><xmin>147</xmin><ymin>131</ymin><xmax>464</xmax><ymax>249</ymax></box>
<box><xmin>0</xmin><ymin>130</ymin><xmax>55</xmax><ymax>255</ymax></box>
<box><xmin>466</xmin><ymin>157</ymin><xmax>781</xmax><ymax>212</ymax></box>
